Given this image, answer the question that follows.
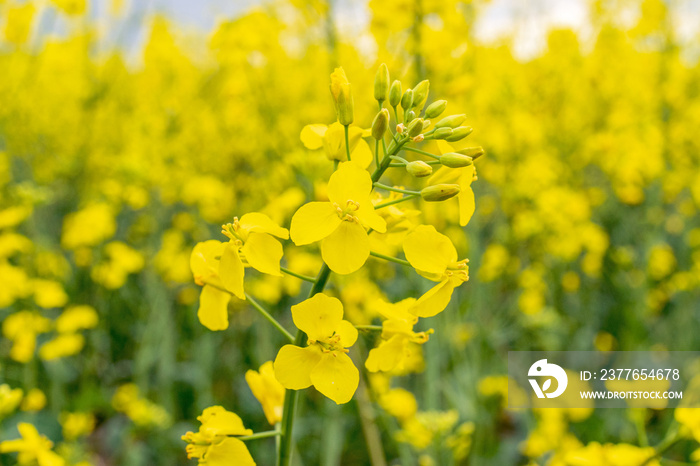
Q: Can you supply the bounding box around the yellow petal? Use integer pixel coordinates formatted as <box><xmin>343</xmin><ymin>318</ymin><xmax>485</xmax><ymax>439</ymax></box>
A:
<box><xmin>409</xmin><ymin>278</ymin><xmax>460</xmax><ymax>318</ymax></box>
<box><xmin>403</xmin><ymin>225</ymin><xmax>457</xmax><ymax>275</ymax></box>
<box><xmin>198</xmin><ymin>285</ymin><xmax>231</xmax><ymax>331</ymax></box>
<box><xmin>242</xmin><ymin>233</ymin><xmax>283</xmax><ymax>276</ymax></box>
<box><xmin>458</xmin><ymin>166</ymin><xmax>476</xmax><ymax>227</ymax></box>
<box><xmin>239</xmin><ymin>212</ymin><xmax>289</xmax><ymax>239</ymax></box>
<box><xmin>291</xmin><ymin>293</ymin><xmax>343</xmax><ymax>341</ymax></box>
<box><xmin>199</xmin><ymin>406</ymin><xmax>252</xmax><ymax>436</ymax></box>
<box><xmin>204</xmin><ymin>437</ymin><xmax>256</xmax><ymax>466</ymax></box>
<box><xmin>365</xmin><ymin>335</ymin><xmax>405</xmax><ymax>373</ymax></box>
<box><xmin>335</xmin><ymin>319</ymin><xmax>358</xmax><ymax>347</ymax></box>
<box><xmin>356</xmin><ymin>204</ymin><xmax>387</xmax><ymax>233</ymax></box>
<box><xmin>219</xmin><ymin>243</ymin><xmax>245</xmax><ymax>299</ymax></box>
<box><xmin>321</xmin><ymin>221</ymin><xmax>369</xmax><ymax>275</ymax></box>
<box><xmin>274</xmin><ymin>344</ymin><xmax>323</xmax><ymax>390</ymax></box>
<box><xmin>427</xmin><ymin>165</ymin><xmax>460</xmax><ymax>185</ymax></box>
<box><xmin>300</xmin><ymin>124</ymin><xmax>328</xmax><ymax>150</ymax></box>
<box><xmin>327</xmin><ymin>161</ymin><xmax>372</xmax><ymax>206</ymax></box>
<box><xmin>310</xmin><ymin>352</ymin><xmax>359</xmax><ymax>404</ymax></box>
<box><xmin>350</xmin><ymin>139</ymin><xmax>373</xmax><ymax>169</ymax></box>
<box><xmin>190</xmin><ymin>240</ymin><xmax>224</xmax><ymax>283</ymax></box>
<box><xmin>436</xmin><ymin>139</ymin><xmax>455</xmax><ymax>155</ymax></box>
<box><xmin>290</xmin><ymin>202</ymin><xmax>342</xmax><ymax>246</ymax></box>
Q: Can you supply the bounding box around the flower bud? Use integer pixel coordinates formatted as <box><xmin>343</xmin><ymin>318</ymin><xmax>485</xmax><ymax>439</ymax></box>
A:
<box><xmin>422</xmin><ymin>120</ymin><xmax>431</xmax><ymax>131</ymax></box>
<box><xmin>405</xmin><ymin>110</ymin><xmax>416</xmax><ymax>122</ymax></box>
<box><xmin>457</xmin><ymin>146</ymin><xmax>485</xmax><ymax>161</ymax></box>
<box><xmin>433</xmin><ymin>127</ymin><xmax>453</xmax><ymax>139</ymax></box>
<box><xmin>389</xmin><ymin>80</ymin><xmax>402</xmax><ymax>107</ymax></box>
<box><xmin>445</xmin><ymin>126</ymin><xmax>473</xmax><ymax>142</ymax></box>
<box><xmin>424</xmin><ymin>100</ymin><xmax>447</xmax><ymax>119</ymax></box>
<box><xmin>407</xmin><ymin>118</ymin><xmax>424</xmax><ymax>137</ymax></box>
<box><xmin>374</xmin><ymin>63</ymin><xmax>390</xmax><ymax>102</ymax></box>
<box><xmin>412</xmin><ymin>80</ymin><xmax>430</xmax><ymax>110</ymax></box>
<box><xmin>396</xmin><ymin>123</ymin><xmax>405</xmax><ymax>134</ymax></box>
<box><xmin>412</xmin><ymin>134</ymin><xmax>424</xmax><ymax>143</ymax></box>
<box><xmin>421</xmin><ymin>184</ymin><xmax>461</xmax><ymax>202</ymax></box>
<box><xmin>371</xmin><ymin>109</ymin><xmax>390</xmax><ymax>140</ymax></box>
<box><xmin>440</xmin><ymin>153</ymin><xmax>473</xmax><ymax>168</ymax></box>
<box><xmin>330</xmin><ymin>68</ymin><xmax>354</xmax><ymax>125</ymax></box>
<box><xmin>406</xmin><ymin>161</ymin><xmax>432</xmax><ymax>177</ymax></box>
<box><xmin>400</xmin><ymin>89</ymin><xmax>413</xmax><ymax>111</ymax></box>
<box><xmin>434</xmin><ymin>114</ymin><xmax>466</xmax><ymax>129</ymax></box>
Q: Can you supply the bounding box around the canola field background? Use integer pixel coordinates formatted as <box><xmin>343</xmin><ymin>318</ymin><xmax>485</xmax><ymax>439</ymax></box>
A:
<box><xmin>1</xmin><ymin>0</ymin><xmax>700</xmax><ymax>465</ymax></box>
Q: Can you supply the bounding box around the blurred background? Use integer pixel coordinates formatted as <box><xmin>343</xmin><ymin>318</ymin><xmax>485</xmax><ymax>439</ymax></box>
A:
<box><xmin>1</xmin><ymin>0</ymin><xmax>700</xmax><ymax>464</ymax></box>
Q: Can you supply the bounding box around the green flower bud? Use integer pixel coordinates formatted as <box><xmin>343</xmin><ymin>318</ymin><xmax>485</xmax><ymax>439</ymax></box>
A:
<box><xmin>440</xmin><ymin>152</ymin><xmax>473</xmax><ymax>168</ymax></box>
<box><xmin>422</xmin><ymin>120</ymin><xmax>431</xmax><ymax>131</ymax></box>
<box><xmin>330</xmin><ymin>68</ymin><xmax>354</xmax><ymax>126</ymax></box>
<box><xmin>412</xmin><ymin>80</ymin><xmax>430</xmax><ymax>110</ymax></box>
<box><xmin>407</xmin><ymin>118</ymin><xmax>424</xmax><ymax>137</ymax></box>
<box><xmin>457</xmin><ymin>146</ymin><xmax>485</xmax><ymax>161</ymax></box>
<box><xmin>421</xmin><ymin>184</ymin><xmax>461</xmax><ymax>202</ymax></box>
<box><xmin>389</xmin><ymin>80</ymin><xmax>402</xmax><ymax>107</ymax></box>
<box><xmin>374</xmin><ymin>63</ymin><xmax>390</xmax><ymax>102</ymax></box>
<box><xmin>434</xmin><ymin>114</ymin><xmax>466</xmax><ymax>129</ymax></box>
<box><xmin>424</xmin><ymin>100</ymin><xmax>447</xmax><ymax>119</ymax></box>
<box><xmin>401</xmin><ymin>89</ymin><xmax>413</xmax><ymax>111</ymax></box>
<box><xmin>371</xmin><ymin>108</ymin><xmax>390</xmax><ymax>140</ymax></box>
<box><xmin>405</xmin><ymin>110</ymin><xmax>416</xmax><ymax>122</ymax></box>
<box><xmin>406</xmin><ymin>160</ymin><xmax>433</xmax><ymax>177</ymax></box>
<box><xmin>445</xmin><ymin>126</ymin><xmax>473</xmax><ymax>142</ymax></box>
<box><xmin>433</xmin><ymin>127</ymin><xmax>453</xmax><ymax>139</ymax></box>
<box><xmin>337</xmin><ymin>85</ymin><xmax>353</xmax><ymax>125</ymax></box>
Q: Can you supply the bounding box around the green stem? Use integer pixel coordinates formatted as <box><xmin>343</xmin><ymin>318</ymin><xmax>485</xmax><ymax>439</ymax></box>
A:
<box><xmin>403</xmin><ymin>146</ymin><xmax>440</xmax><ymax>160</ymax></box>
<box><xmin>277</xmin><ymin>264</ymin><xmax>332</xmax><ymax>466</ymax></box>
<box><xmin>344</xmin><ymin>124</ymin><xmax>352</xmax><ymax>161</ymax></box>
<box><xmin>355</xmin><ymin>325</ymin><xmax>383</xmax><ymax>331</ymax></box>
<box><xmin>373</xmin><ymin>194</ymin><xmax>419</xmax><ymax>209</ymax></box>
<box><xmin>389</xmin><ymin>155</ymin><xmax>409</xmax><ymax>165</ymax></box>
<box><xmin>245</xmin><ymin>293</ymin><xmax>294</xmax><ymax>343</ymax></box>
<box><xmin>375</xmin><ymin>139</ymin><xmax>380</xmax><ymax>168</ymax></box>
<box><xmin>239</xmin><ymin>431</ymin><xmax>281</xmax><ymax>441</ymax></box>
<box><xmin>280</xmin><ymin>267</ymin><xmax>316</xmax><ymax>283</ymax></box>
<box><xmin>373</xmin><ymin>183</ymin><xmax>420</xmax><ymax>195</ymax></box>
<box><xmin>369</xmin><ymin>251</ymin><xmax>411</xmax><ymax>266</ymax></box>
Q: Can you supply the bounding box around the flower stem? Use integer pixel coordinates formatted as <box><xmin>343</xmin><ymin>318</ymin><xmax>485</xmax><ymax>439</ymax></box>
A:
<box><xmin>373</xmin><ymin>194</ymin><xmax>419</xmax><ymax>210</ymax></box>
<box><xmin>239</xmin><ymin>431</ymin><xmax>282</xmax><ymax>441</ymax></box>
<box><xmin>280</xmin><ymin>267</ymin><xmax>316</xmax><ymax>283</ymax></box>
<box><xmin>369</xmin><ymin>251</ymin><xmax>411</xmax><ymax>267</ymax></box>
<box><xmin>403</xmin><ymin>146</ymin><xmax>441</xmax><ymax>160</ymax></box>
<box><xmin>277</xmin><ymin>263</ymin><xmax>332</xmax><ymax>466</ymax></box>
<box><xmin>355</xmin><ymin>325</ymin><xmax>383</xmax><ymax>331</ymax></box>
<box><xmin>244</xmin><ymin>292</ymin><xmax>294</xmax><ymax>343</ymax></box>
<box><xmin>344</xmin><ymin>124</ymin><xmax>352</xmax><ymax>161</ymax></box>
<box><xmin>373</xmin><ymin>183</ymin><xmax>420</xmax><ymax>195</ymax></box>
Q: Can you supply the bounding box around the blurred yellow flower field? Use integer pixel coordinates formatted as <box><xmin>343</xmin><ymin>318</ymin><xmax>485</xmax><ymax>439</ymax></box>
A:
<box><xmin>1</xmin><ymin>0</ymin><xmax>700</xmax><ymax>464</ymax></box>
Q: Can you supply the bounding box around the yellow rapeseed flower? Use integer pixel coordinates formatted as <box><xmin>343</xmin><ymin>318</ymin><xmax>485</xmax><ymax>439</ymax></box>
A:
<box><xmin>181</xmin><ymin>406</ymin><xmax>256</xmax><ymax>466</ymax></box>
<box><xmin>290</xmin><ymin>162</ymin><xmax>386</xmax><ymax>274</ymax></box>
<box><xmin>245</xmin><ymin>361</ymin><xmax>285</xmax><ymax>425</ymax></box>
<box><xmin>274</xmin><ymin>293</ymin><xmax>359</xmax><ymax>404</ymax></box>
<box><xmin>402</xmin><ymin>225</ymin><xmax>469</xmax><ymax>317</ymax></box>
<box><xmin>0</xmin><ymin>422</ymin><xmax>65</xmax><ymax>466</ymax></box>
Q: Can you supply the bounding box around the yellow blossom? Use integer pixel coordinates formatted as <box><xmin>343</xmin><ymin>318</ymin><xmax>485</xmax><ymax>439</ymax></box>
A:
<box><xmin>245</xmin><ymin>361</ymin><xmax>285</xmax><ymax>425</ymax></box>
<box><xmin>402</xmin><ymin>225</ymin><xmax>469</xmax><ymax>317</ymax></box>
<box><xmin>300</xmin><ymin>123</ymin><xmax>373</xmax><ymax>168</ymax></box>
<box><xmin>274</xmin><ymin>293</ymin><xmax>359</xmax><ymax>404</ymax></box>
<box><xmin>0</xmin><ymin>423</ymin><xmax>65</xmax><ymax>466</ymax></box>
<box><xmin>181</xmin><ymin>406</ymin><xmax>255</xmax><ymax>466</ymax></box>
<box><xmin>365</xmin><ymin>298</ymin><xmax>432</xmax><ymax>373</ymax></box>
<box><xmin>60</xmin><ymin>412</ymin><xmax>95</xmax><ymax>440</ymax></box>
<box><xmin>0</xmin><ymin>384</ymin><xmax>23</xmax><ymax>417</ymax></box>
<box><xmin>55</xmin><ymin>305</ymin><xmax>98</xmax><ymax>333</ymax></box>
<box><xmin>20</xmin><ymin>388</ymin><xmax>46</xmax><ymax>412</ymax></box>
<box><xmin>290</xmin><ymin>162</ymin><xmax>386</xmax><ymax>274</ymax></box>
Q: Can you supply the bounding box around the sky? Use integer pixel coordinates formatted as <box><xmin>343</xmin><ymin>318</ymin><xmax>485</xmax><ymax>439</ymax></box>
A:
<box><xmin>84</xmin><ymin>0</ymin><xmax>700</xmax><ymax>62</ymax></box>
